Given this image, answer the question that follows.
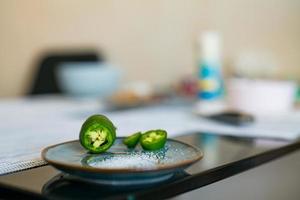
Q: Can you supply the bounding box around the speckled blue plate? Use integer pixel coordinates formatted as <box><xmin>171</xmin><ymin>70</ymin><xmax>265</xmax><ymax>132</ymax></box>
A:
<box><xmin>42</xmin><ymin>138</ymin><xmax>203</xmax><ymax>185</ymax></box>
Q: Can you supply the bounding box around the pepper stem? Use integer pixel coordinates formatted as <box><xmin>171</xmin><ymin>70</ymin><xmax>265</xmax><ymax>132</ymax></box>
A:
<box><xmin>88</xmin><ymin>129</ymin><xmax>108</xmax><ymax>148</ymax></box>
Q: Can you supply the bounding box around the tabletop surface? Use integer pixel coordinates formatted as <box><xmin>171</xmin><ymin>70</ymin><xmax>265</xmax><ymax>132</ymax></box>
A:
<box><xmin>1</xmin><ymin>96</ymin><xmax>300</xmax><ymax>199</ymax></box>
<box><xmin>0</xmin><ymin>132</ymin><xmax>299</xmax><ymax>200</ymax></box>
<box><xmin>1</xmin><ymin>96</ymin><xmax>300</xmax><ymax>176</ymax></box>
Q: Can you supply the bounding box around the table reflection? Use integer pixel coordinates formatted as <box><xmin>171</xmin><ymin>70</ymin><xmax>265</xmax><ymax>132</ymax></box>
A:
<box><xmin>42</xmin><ymin>171</ymin><xmax>190</xmax><ymax>200</ymax></box>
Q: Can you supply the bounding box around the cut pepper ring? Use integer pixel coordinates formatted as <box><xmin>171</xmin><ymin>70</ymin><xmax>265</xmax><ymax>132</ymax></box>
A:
<box><xmin>140</xmin><ymin>129</ymin><xmax>167</xmax><ymax>150</ymax></box>
<box><xmin>79</xmin><ymin>115</ymin><xmax>116</xmax><ymax>153</ymax></box>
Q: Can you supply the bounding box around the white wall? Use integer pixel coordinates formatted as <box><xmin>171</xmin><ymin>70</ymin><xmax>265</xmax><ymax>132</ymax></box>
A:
<box><xmin>0</xmin><ymin>0</ymin><xmax>299</xmax><ymax>96</ymax></box>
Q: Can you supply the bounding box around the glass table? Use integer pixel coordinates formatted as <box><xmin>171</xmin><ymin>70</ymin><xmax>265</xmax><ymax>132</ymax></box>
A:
<box><xmin>0</xmin><ymin>132</ymin><xmax>299</xmax><ymax>200</ymax></box>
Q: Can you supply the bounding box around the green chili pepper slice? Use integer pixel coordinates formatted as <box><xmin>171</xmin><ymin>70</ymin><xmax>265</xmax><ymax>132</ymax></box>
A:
<box><xmin>123</xmin><ymin>132</ymin><xmax>141</xmax><ymax>148</ymax></box>
<box><xmin>79</xmin><ymin>114</ymin><xmax>116</xmax><ymax>153</ymax></box>
<box><xmin>140</xmin><ymin>129</ymin><xmax>167</xmax><ymax>150</ymax></box>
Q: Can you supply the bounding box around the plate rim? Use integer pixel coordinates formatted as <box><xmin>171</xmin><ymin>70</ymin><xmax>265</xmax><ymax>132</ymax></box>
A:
<box><xmin>41</xmin><ymin>138</ymin><xmax>203</xmax><ymax>174</ymax></box>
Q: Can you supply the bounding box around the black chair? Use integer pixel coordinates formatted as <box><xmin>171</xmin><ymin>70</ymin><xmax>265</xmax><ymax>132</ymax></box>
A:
<box><xmin>28</xmin><ymin>51</ymin><xmax>103</xmax><ymax>95</ymax></box>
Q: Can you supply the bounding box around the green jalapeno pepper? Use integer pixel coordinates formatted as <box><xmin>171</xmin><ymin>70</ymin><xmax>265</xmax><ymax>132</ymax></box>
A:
<box><xmin>140</xmin><ymin>129</ymin><xmax>167</xmax><ymax>150</ymax></box>
<box><xmin>79</xmin><ymin>114</ymin><xmax>116</xmax><ymax>153</ymax></box>
<box><xmin>123</xmin><ymin>132</ymin><xmax>141</xmax><ymax>148</ymax></box>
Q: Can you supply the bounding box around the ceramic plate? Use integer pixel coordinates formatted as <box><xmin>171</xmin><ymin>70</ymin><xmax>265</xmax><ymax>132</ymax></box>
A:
<box><xmin>42</xmin><ymin>138</ymin><xmax>203</xmax><ymax>185</ymax></box>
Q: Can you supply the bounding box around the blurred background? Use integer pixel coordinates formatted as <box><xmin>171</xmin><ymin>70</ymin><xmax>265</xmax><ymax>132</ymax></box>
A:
<box><xmin>0</xmin><ymin>0</ymin><xmax>300</xmax><ymax>116</ymax></box>
<box><xmin>1</xmin><ymin>1</ymin><xmax>300</xmax><ymax>193</ymax></box>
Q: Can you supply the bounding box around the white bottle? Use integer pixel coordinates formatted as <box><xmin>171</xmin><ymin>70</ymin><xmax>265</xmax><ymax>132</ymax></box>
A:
<box><xmin>195</xmin><ymin>31</ymin><xmax>226</xmax><ymax>115</ymax></box>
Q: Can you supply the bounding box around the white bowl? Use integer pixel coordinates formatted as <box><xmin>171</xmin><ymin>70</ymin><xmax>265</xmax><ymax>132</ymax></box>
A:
<box><xmin>227</xmin><ymin>78</ymin><xmax>296</xmax><ymax>115</ymax></box>
<box><xmin>57</xmin><ymin>62</ymin><xmax>121</xmax><ymax>98</ymax></box>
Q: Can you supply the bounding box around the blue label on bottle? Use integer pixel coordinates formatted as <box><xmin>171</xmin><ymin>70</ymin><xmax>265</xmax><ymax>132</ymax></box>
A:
<box><xmin>198</xmin><ymin>62</ymin><xmax>223</xmax><ymax>100</ymax></box>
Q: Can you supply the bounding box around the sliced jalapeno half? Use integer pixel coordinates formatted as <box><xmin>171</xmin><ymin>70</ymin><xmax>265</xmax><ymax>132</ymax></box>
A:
<box><xmin>79</xmin><ymin>114</ymin><xmax>116</xmax><ymax>153</ymax></box>
<box><xmin>123</xmin><ymin>132</ymin><xmax>141</xmax><ymax>148</ymax></box>
<box><xmin>140</xmin><ymin>129</ymin><xmax>167</xmax><ymax>150</ymax></box>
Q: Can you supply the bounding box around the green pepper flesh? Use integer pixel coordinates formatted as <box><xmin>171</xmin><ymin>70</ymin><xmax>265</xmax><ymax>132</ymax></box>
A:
<box><xmin>123</xmin><ymin>132</ymin><xmax>141</xmax><ymax>148</ymax></box>
<box><xmin>80</xmin><ymin>115</ymin><xmax>116</xmax><ymax>153</ymax></box>
<box><xmin>140</xmin><ymin>129</ymin><xmax>167</xmax><ymax>150</ymax></box>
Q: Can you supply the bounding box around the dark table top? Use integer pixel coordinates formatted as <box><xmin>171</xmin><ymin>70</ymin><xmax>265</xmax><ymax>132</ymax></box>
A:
<box><xmin>0</xmin><ymin>132</ymin><xmax>299</xmax><ymax>200</ymax></box>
